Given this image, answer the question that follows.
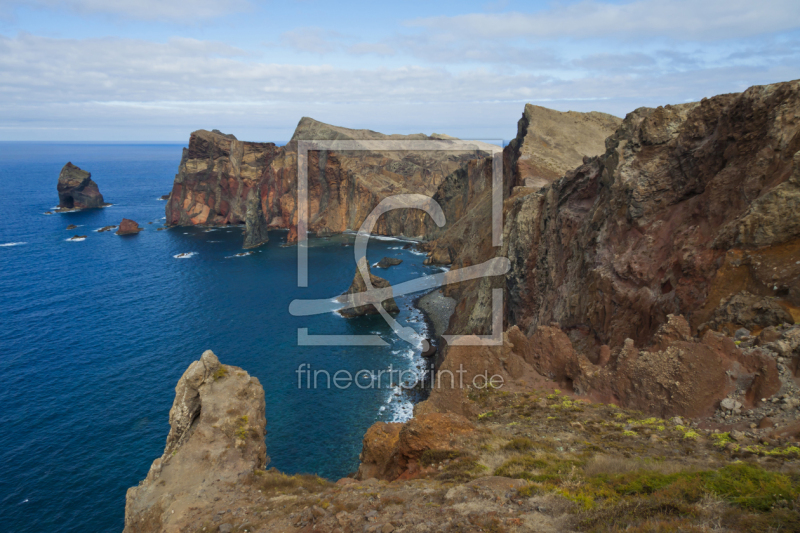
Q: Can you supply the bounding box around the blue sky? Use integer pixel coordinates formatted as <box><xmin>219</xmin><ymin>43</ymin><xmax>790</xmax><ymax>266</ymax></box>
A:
<box><xmin>0</xmin><ymin>0</ymin><xmax>798</xmax><ymax>141</ymax></box>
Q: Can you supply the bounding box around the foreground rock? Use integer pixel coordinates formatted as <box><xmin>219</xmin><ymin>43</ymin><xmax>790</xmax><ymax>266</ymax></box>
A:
<box><xmin>338</xmin><ymin>257</ymin><xmax>400</xmax><ymax>317</ymax></box>
<box><xmin>56</xmin><ymin>162</ymin><xmax>106</xmax><ymax>210</ymax></box>
<box><xmin>116</xmin><ymin>219</ymin><xmax>142</xmax><ymax>235</ymax></box>
<box><xmin>124</xmin><ymin>350</ymin><xmax>266</xmax><ymax>532</ymax></box>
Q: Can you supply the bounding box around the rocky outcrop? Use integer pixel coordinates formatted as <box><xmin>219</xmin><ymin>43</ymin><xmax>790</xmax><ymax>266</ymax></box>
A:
<box><xmin>375</xmin><ymin>256</ymin><xmax>402</xmax><ymax>268</ymax></box>
<box><xmin>243</xmin><ymin>187</ymin><xmax>269</xmax><ymax>248</ymax></box>
<box><xmin>449</xmin><ymin>80</ymin><xmax>800</xmax><ymax>351</ymax></box>
<box><xmin>506</xmin><ymin>105</ymin><xmax>622</xmax><ymax>189</ymax></box>
<box><xmin>165</xmin><ymin>121</ymin><xmax>497</xmax><ymax>247</ymax></box>
<box><xmin>357</xmin><ymin>412</ymin><xmax>474</xmax><ymax>481</ymax></box>
<box><xmin>116</xmin><ymin>219</ymin><xmax>142</xmax><ymax>235</ymax></box>
<box><xmin>57</xmin><ymin>162</ymin><xmax>106</xmax><ymax>210</ymax></box>
<box><xmin>338</xmin><ymin>257</ymin><xmax>399</xmax><ymax>317</ymax></box>
<box><xmin>124</xmin><ymin>350</ymin><xmax>266</xmax><ymax>533</ymax></box>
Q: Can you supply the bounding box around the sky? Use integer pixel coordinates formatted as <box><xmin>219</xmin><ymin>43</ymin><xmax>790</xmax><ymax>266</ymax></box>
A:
<box><xmin>0</xmin><ymin>0</ymin><xmax>798</xmax><ymax>141</ymax></box>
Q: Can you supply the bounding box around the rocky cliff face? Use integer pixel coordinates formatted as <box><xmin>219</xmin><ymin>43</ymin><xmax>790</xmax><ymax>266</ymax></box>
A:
<box><xmin>497</xmin><ymin>81</ymin><xmax>800</xmax><ymax>349</ymax></box>
<box><xmin>165</xmin><ymin>120</ymin><xmax>497</xmax><ymax>247</ymax></box>
<box><xmin>124</xmin><ymin>351</ymin><xmax>266</xmax><ymax>532</ymax></box>
<box><xmin>57</xmin><ymin>162</ymin><xmax>106</xmax><ymax>210</ymax></box>
<box><xmin>358</xmin><ymin>81</ymin><xmax>800</xmax><ymax>481</ymax></box>
<box><xmin>506</xmin><ymin>105</ymin><xmax>621</xmax><ymax>189</ymax></box>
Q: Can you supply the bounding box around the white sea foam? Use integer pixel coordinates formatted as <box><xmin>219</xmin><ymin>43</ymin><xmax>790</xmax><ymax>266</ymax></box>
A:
<box><xmin>0</xmin><ymin>242</ymin><xmax>26</xmax><ymax>247</ymax></box>
<box><xmin>173</xmin><ymin>252</ymin><xmax>196</xmax><ymax>259</ymax></box>
<box><xmin>65</xmin><ymin>237</ymin><xmax>85</xmax><ymax>242</ymax></box>
<box><xmin>225</xmin><ymin>252</ymin><xmax>253</xmax><ymax>258</ymax></box>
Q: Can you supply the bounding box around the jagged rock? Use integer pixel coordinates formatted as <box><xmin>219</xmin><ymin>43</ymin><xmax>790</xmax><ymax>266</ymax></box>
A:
<box><xmin>124</xmin><ymin>350</ymin><xmax>266</xmax><ymax>532</ymax></box>
<box><xmin>57</xmin><ymin>162</ymin><xmax>106</xmax><ymax>210</ymax></box>
<box><xmin>243</xmin><ymin>187</ymin><xmax>269</xmax><ymax>248</ymax></box>
<box><xmin>97</xmin><ymin>225</ymin><xmax>116</xmax><ymax>233</ymax></box>
<box><xmin>707</xmin><ymin>291</ymin><xmax>794</xmax><ymax>334</ymax></box>
<box><xmin>454</xmin><ymin>80</ymin><xmax>800</xmax><ymax>351</ymax></box>
<box><xmin>116</xmin><ymin>219</ymin><xmax>142</xmax><ymax>235</ymax></box>
<box><xmin>375</xmin><ymin>257</ymin><xmax>402</xmax><ymax>268</ymax></box>
<box><xmin>338</xmin><ymin>258</ymin><xmax>399</xmax><ymax>317</ymax></box>
<box><xmin>506</xmin><ymin>104</ymin><xmax>621</xmax><ymax>189</ymax></box>
<box><xmin>423</xmin><ymin>244</ymin><xmax>452</xmax><ymax>265</ymax></box>
<box><xmin>66</xmin><ymin>224</ymin><xmax>77</xmax><ymax>230</ymax></box>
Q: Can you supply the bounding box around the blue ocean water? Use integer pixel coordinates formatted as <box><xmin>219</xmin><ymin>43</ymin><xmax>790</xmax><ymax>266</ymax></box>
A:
<box><xmin>0</xmin><ymin>143</ymin><xmax>437</xmax><ymax>532</ymax></box>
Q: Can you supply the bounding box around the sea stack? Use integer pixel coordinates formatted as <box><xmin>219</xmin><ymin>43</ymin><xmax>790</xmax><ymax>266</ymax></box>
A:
<box><xmin>116</xmin><ymin>219</ymin><xmax>142</xmax><ymax>235</ymax></box>
<box><xmin>57</xmin><ymin>162</ymin><xmax>106</xmax><ymax>210</ymax></box>
<box><xmin>338</xmin><ymin>257</ymin><xmax>400</xmax><ymax>317</ymax></box>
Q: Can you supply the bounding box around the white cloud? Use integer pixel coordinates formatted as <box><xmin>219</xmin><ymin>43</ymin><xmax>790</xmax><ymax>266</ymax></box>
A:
<box><xmin>0</xmin><ymin>32</ymin><xmax>796</xmax><ymax>140</ymax></box>
<box><xmin>409</xmin><ymin>0</ymin><xmax>800</xmax><ymax>42</ymax></box>
<box><xmin>0</xmin><ymin>0</ymin><xmax>251</xmax><ymax>21</ymax></box>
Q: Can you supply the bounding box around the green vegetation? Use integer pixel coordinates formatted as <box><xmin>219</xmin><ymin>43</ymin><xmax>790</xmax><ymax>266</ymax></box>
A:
<box><xmin>213</xmin><ymin>365</ymin><xmax>228</xmax><ymax>380</ymax></box>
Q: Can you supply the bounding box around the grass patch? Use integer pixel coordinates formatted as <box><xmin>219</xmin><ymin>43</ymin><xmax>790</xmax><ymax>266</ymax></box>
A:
<box><xmin>213</xmin><ymin>365</ymin><xmax>228</xmax><ymax>380</ymax></box>
<box><xmin>250</xmin><ymin>468</ymin><xmax>331</xmax><ymax>495</ymax></box>
<box><xmin>502</xmin><ymin>437</ymin><xmax>534</xmax><ymax>452</ymax></box>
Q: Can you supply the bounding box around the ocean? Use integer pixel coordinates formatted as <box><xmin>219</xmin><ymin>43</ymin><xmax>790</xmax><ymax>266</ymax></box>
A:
<box><xmin>0</xmin><ymin>143</ymin><xmax>438</xmax><ymax>532</ymax></box>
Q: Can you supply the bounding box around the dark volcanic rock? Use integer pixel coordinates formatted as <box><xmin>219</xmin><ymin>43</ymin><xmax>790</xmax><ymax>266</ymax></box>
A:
<box><xmin>338</xmin><ymin>257</ymin><xmax>399</xmax><ymax>317</ymax></box>
<box><xmin>66</xmin><ymin>224</ymin><xmax>77</xmax><ymax>230</ymax></box>
<box><xmin>98</xmin><ymin>225</ymin><xmax>117</xmax><ymax>233</ymax></box>
<box><xmin>57</xmin><ymin>162</ymin><xmax>105</xmax><ymax>210</ymax></box>
<box><xmin>116</xmin><ymin>219</ymin><xmax>142</xmax><ymax>235</ymax></box>
<box><xmin>375</xmin><ymin>257</ymin><xmax>402</xmax><ymax>269</ymax></box>
<box><xmin>243</xmin><ymin>187</ymin><xmax>269</xmax><ymax>249</ymax></box>
<box><xmin>706</xmin><ymin>291</ymin><xmax>794</xmax><ymax>334</ymax></box>
<box><xmin>159</xmin><ymin>194</ymin><xmax>170</xmax><ymax>200</ymax></box>
<box><xmin>448</xmin><ymin>81</ymin><xmax>800</xmax><ymax>350</ymax></box>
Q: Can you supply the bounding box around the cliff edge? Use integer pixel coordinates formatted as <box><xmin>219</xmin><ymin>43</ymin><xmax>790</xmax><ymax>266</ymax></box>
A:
<box><xmin>124</xmin><ymin>351</ymin><xmax>266</xmax><ymax>533</ymax></box>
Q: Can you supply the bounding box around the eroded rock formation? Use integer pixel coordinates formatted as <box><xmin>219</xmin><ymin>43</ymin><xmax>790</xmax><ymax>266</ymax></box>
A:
<box><xmin>165</xmin><ymin>120</ymin><xmax>498</xmax><ymax>248</ymax></box>
<box><xmin>338</xmin><ymin>257</ymin><xmax>399</xmax><ymax>317</ymax></box>
<box><xmin>57</xmin><ymin>162</ymin><xmax>106</xmax><ymax>210</ymax></box>
<box><xmin>124</xmin><ymin>351</ymin><xmax>266</xmax><ymax>532</ymax></box>
<box><xmin>448</xmin><ymin>80</ymin><xmax>800</xmax><ymax>349</ymax></box>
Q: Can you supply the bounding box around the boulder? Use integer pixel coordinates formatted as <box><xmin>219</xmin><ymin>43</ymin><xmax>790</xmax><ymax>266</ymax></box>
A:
<box><xmin>116</xmin><ymin>219</ymin><xmax>142</xmax><ymax>235</ymax></box>
<box><xmin>357</xmin><ymin>413</ymin><xmax>474</xmax><ymax>481</ymax></box>
<box><xmin>57</xmin><ymin>162</ymin><xmax>106</xmax><ymax>210</ymax></box>
<box><xmin>338</xmin><ymin>257</ymin><xmax>399</xmax><ymax>317</ymax></box>
<box><xmin>66</xmin><ymin>224</ymin><xmax>77</xmax><ymax>230</ymax></box>
<box><xmin>124</xmin><ymin>350</ymin><xmax>266</xmax><ymax>532</ymax></box>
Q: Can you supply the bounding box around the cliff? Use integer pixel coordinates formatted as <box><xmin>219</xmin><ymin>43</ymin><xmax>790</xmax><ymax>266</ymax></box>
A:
<box><xmin>363</xmin><ymin>79</ymin><xmax>800</xmax><ymax>480</ymax></box>
<box><xmin>57</xmin><ymin>162</ymin><xmax>106</xmax><ymax>210</ymax></box>
<box><xmin>165</xmin><ymin>120</ymin><xmax>498</xmax><ymax>247</ymax></box>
